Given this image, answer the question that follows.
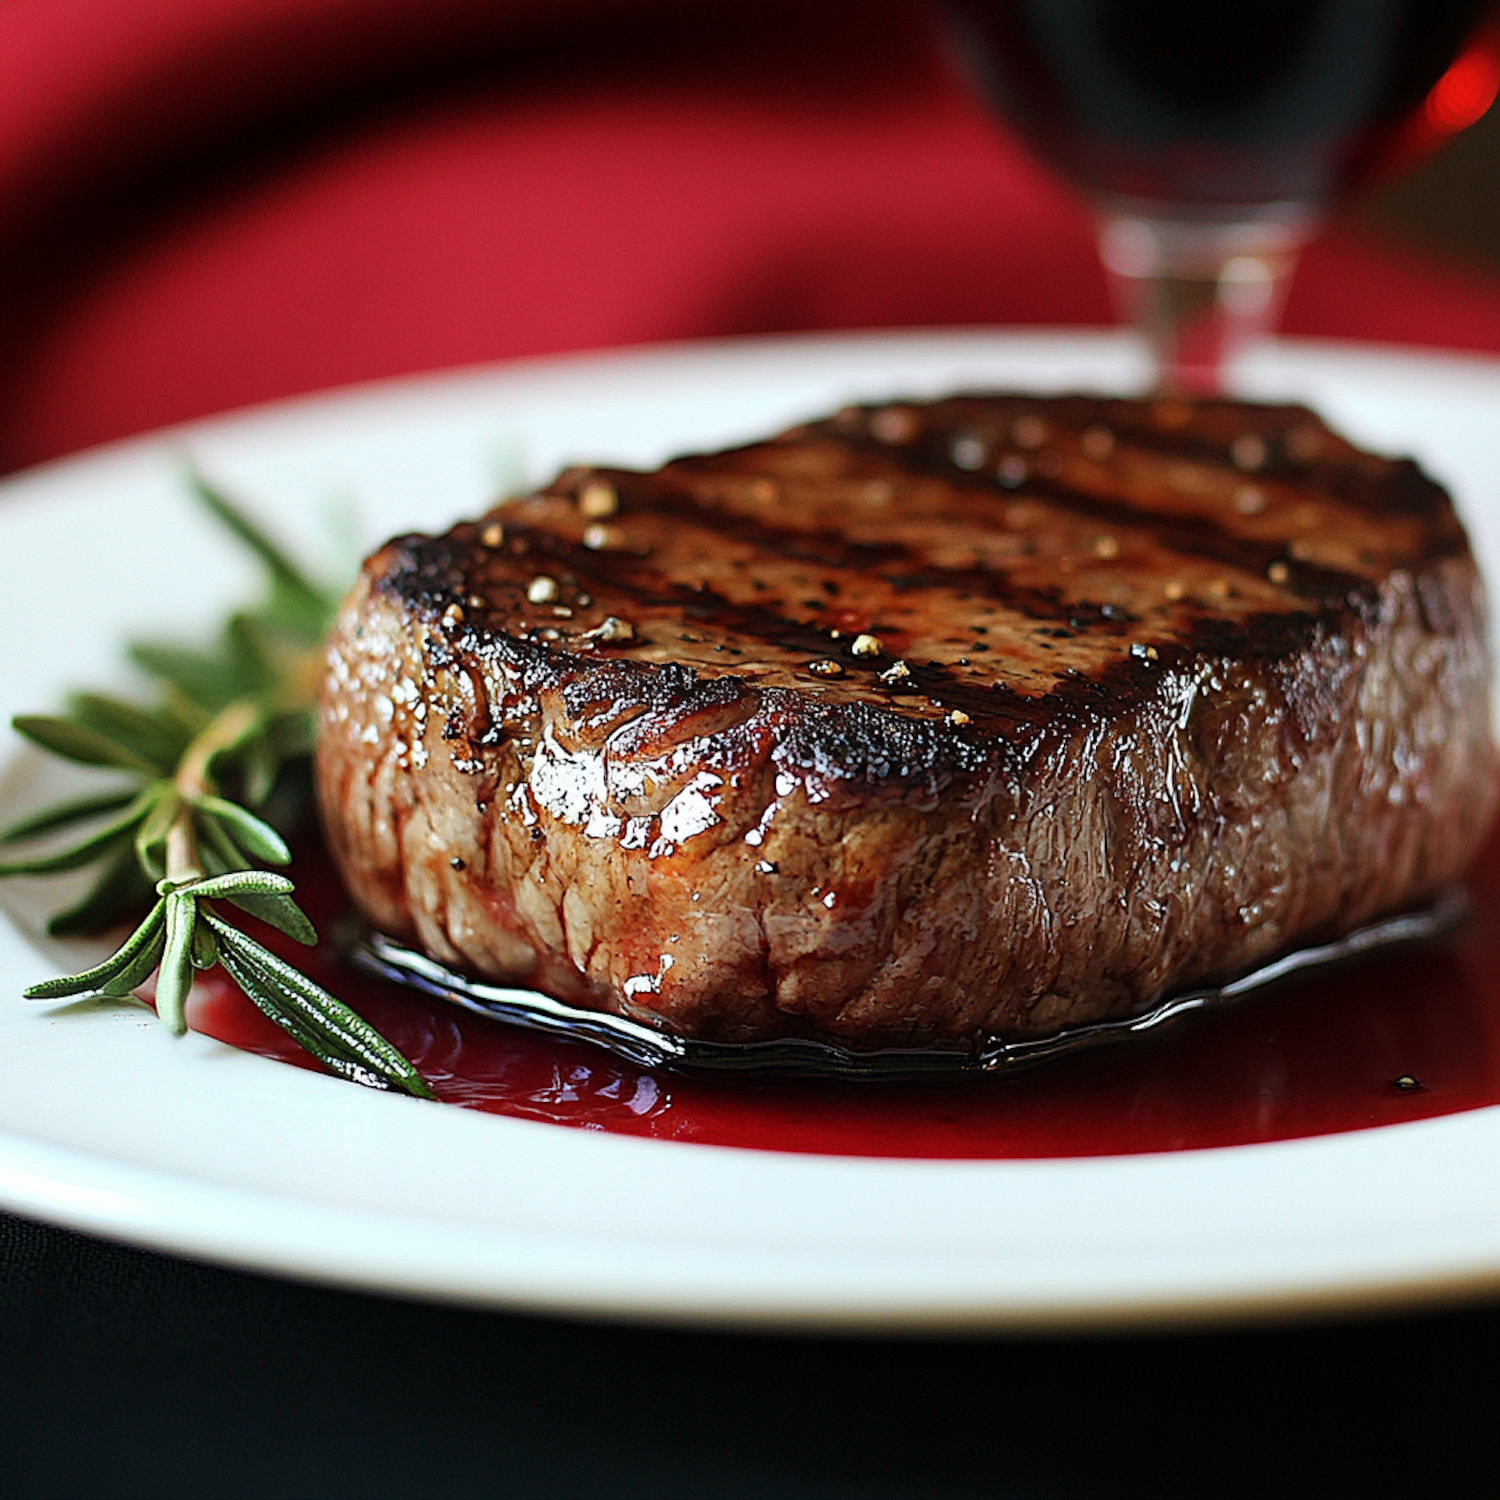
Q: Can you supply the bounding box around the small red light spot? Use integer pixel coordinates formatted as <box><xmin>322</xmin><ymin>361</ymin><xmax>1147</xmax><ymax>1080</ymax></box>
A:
<box><xmin>1423</xmin><ymin>43</ymin><xmax>1500</xmax><ymax>137</ymax></box>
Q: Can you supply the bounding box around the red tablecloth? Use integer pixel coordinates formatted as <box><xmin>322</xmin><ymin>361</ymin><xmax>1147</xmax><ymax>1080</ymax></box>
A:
<box><xmin>4</xmin><ymin>0</ymin><xmax>1500</xmax><ymax>476</ymax></box>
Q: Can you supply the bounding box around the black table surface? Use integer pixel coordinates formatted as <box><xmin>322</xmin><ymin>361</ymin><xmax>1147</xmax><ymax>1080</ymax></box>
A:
<box><xmin>2</xmin><ymin>1209</ymin><xmax>1496</xmax><ymax>1500</ymax></box>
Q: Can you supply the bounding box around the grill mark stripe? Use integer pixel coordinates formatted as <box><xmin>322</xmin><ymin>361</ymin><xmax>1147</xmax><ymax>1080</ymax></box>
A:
<box><xmin>506</xmin><ymin>471</ymin><xmax>1351</xmax><ymax>716</ymax></box>
<box><xmin>909</xmin><ymin>399</ymin><xmax>1456</xmax><ymax>526</ymax></box>
<box><xmin>446</xmin><ymin>398</ymin><xmax>1401</xmax><ymax>730</ymax></box>
<box><xmin>586</xmin><ymin>469</ymin><xmax>1361</xmax><ymax>629</ymax></box>
<box><xmin>462</xmin><ymin>516</ymin><xmax>1093</xmax><ymax>731</ymax></box>
<box><xmin>923</xmin><ymin>462</ymin><xmax>1368</xmax><ymax>596</ymax></box>
<box><xmin>528</xmin><ymin>533</ymin><xmax>1046</xmax><ymax>721</ymax></box>
<box><xmin>603</xmin><ymin>486</ymin><xmax>1128</xmax><ymax>625</ymax></box>
<box><xmin>809</xmin><ymin>438</ymin><xmax>1367</xmax><ymax>593</ymax></box>
<box><xmin>841</xmin><ymin>393</ymin><xmax>1323</xmax><ymax>482</ymax></box>
<box><xmin>656</xmin><ymin>436</ymin><xmax>1392</xmax><ymax>597</ymax></box>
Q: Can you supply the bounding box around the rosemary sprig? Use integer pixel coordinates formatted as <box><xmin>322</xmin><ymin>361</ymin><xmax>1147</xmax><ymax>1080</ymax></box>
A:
<box><xmin>0</xmin><ymin>472</ymin><xmax>433</xmax><ymax>1100</ymax></box>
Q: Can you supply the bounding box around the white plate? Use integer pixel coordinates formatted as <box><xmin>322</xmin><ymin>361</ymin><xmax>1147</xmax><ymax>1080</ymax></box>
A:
<box><xmin>1</xmin><ymin>330</ymin><xmax>1498</xmax><ymax>1332</ymax></box>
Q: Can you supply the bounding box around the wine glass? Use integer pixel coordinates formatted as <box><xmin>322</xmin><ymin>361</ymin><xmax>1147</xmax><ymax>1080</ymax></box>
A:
<box><xmin>946</xmin><ymin>0</ymin><xmax>1500</xmax><ymax>394</ymax></box>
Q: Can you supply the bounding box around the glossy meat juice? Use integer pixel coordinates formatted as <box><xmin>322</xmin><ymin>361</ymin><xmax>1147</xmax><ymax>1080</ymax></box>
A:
<box><xmin>189</xmin><ymin>820</ymin><xmax>1500</xmax><ymax>1158</ymax></box>
<box><xmin>946</xmin><ymin>0</ymin><xmax>1497</xmax><ymax>210</ymax></box>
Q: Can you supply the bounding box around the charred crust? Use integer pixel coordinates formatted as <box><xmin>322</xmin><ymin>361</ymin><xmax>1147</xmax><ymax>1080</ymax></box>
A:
<box><xmin>364</xmin><ymin>391</ymin><xmax>1476</xmax><ymax>792</ymax></box>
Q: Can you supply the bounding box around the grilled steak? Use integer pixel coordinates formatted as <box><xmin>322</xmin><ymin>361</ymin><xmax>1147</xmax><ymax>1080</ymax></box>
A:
<box><xmin>317</xmin><ymin>394</ymin><xmax>1498</xmax><ymax>1050</ymax></box>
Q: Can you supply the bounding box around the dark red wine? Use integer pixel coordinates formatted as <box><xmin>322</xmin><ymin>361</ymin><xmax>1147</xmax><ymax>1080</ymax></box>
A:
<box><xmin>186</xmin><ymin>823</ymin><xmax>1500</xmax><ymax>1160</ymax></box>
<box><xmin>947</xmin><ymin>0</ymin><xmax>1500</xmax><ymax>211</ymax></box>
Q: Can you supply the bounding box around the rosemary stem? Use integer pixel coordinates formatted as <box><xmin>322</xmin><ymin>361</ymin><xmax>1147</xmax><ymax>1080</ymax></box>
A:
<box><xmin>165</xmin><ymin>813</ymin><xmax>200</xmax><ymax>886</ymax></box>
<box><xmin>176</xmin><ymin>700</ymin><xmax>260</xmax><ymax>799</ymax></box>
<box><xmin>165</xmin><ymin>700</ymin><xmax>258</xmax><ymax>885</ymax></box>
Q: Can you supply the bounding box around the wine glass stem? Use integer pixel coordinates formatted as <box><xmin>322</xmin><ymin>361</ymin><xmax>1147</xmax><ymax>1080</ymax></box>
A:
<box><xmin>1098</xmin><ymin>213</ymin><xmax>1305</xmax><ymax>396</ymax></box>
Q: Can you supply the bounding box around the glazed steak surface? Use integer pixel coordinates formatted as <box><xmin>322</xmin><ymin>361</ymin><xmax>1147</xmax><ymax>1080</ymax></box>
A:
<box><xmin>317</xmin><ymin>395</ymin><xmax>1498</xmax><ymax>1048</ymax></box>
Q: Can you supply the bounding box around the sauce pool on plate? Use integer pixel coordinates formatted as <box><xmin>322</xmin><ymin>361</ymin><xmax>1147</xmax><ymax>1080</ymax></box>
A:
<box><xmin>189</xmin><ymin>827</ymin><xmax>1500</xmax><ymax>1160</ymax></box>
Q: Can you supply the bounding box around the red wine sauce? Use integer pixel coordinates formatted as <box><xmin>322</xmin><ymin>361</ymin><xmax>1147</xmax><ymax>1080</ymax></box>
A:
<box><xmin>188</xmin><ymin>826</ymin><xmax>1500</xmax><ymax>1159</ymax></box>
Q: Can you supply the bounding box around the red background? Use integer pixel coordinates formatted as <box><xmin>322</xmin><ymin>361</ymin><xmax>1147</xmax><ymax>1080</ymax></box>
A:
<box><xmin>4</xmin><ymin>0</ymin><xmax>1500</xmax><ymax>477</ymax></box>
